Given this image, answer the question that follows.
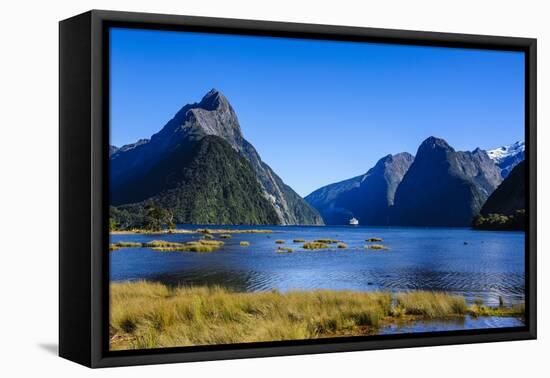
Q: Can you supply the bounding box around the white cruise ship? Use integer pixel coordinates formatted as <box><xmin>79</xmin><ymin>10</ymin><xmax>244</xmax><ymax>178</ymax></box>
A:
<box><xmin>349</xmin><ymin>217</ymin><xmax>359</xmax><ymax>226</ymax></box>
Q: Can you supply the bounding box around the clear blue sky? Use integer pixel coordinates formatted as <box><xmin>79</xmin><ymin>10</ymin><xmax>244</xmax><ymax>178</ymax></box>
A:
<box><xmin>110</xmin><ymin>27</ymin><xmax>525</xmax><ymax>197</ymax></box>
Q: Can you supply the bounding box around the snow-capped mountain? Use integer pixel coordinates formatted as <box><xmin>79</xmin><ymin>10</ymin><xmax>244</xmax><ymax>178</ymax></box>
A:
<box><xmin>487</xmin><ymin>141</ymin><xmax>525</xmax><ymax>178</ymax></box>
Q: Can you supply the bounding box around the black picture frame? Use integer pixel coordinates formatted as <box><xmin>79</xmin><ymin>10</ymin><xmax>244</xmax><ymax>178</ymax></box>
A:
<box><xmin>59</xmin><ymin>9</ymin><xmax>537</xmax><ymax>368</ymax></box>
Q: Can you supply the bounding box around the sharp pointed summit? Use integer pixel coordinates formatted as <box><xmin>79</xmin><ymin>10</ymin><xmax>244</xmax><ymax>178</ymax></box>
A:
<box><xmin>198</xmin><ymin>88</ymin><xmax>230</xmax><ymax>110</ymax></box>
<box><xmin>110</xmin><ymin>90</ymin><xmax>323</xmax><ymax>226</ymax></box>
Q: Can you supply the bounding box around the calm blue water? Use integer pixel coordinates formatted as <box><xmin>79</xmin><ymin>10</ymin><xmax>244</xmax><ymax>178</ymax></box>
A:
<box><xmin>110</xmin><ymin>225</ymin><xmax>525</xmax><ymax>309</ymax></box>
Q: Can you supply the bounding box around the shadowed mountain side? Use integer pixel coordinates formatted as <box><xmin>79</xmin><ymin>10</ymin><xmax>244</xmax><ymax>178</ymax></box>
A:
<box><xmin>480</xmin><ymin>160</ymin><xmax>525</xmax><ymax>216</ymax></box>
<box><xmin>390</xmin><ymin>137</ymin><xmax>496</xmax><ymax>227</ymax></box>
<box><xmin>112</xmin><ymin>135</ymin><xmax>280</xmax><ymax>225</ymax></box>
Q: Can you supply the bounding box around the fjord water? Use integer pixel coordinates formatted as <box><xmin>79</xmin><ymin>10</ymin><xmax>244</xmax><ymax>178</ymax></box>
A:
<box><xmin>110</xmin><ymin>225</ymin><xmax>525</xmax><ymax>308</ymax></box>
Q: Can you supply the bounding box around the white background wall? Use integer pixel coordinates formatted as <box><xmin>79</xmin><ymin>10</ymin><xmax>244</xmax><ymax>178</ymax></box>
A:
<box><xmin>1</xmin><ymin>0</ymin><xmax>547</xmax><ymax>376</ymax></box>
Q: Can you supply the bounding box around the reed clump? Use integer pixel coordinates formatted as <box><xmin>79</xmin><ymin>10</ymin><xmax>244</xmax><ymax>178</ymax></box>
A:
<box><xmin>276</xmin><ymin>247</ymin><xmax>294</xmax><ymax>253</ymax></box>
<box><xmin>336</xmin><ymin>243</ymin><xmax>348</xmax><ymax>249</ymax></box>
<box><xmin>368</xmin><ymin>244</ymin><xmax>389</xmax><ymax>250</ymax></box>
<box><xmin>314</xmin><ymin>239</ymin><xmax>339</xmax><ymax>244</ymax></box>
<box><xmin>144</xmin><ymin>239</ymin><xmax>224</xmax><ymax>252</ymax></box>
<box><xmin>395</xmin><ymin>291</ymin><xmax>467</xmax><ymax>318</ymax></box>
<box><xmin>240</xmin><ymin>241</ymin><xmax>250</xmax><ymax>247</ymax></box>
<box><xmin>366</xmin><ymin>237</ymin><xmax>383</xmax><ymax>242</ymax></box>
<box><xmin>275</xmin><ymin>240</ymin><xmax>285</xmax><ymax>244</ymax></box>
<box><xmin>303</xmin><ymin>241</ymin><xmax>329</xmax><ymax>250</ymax></box>
<box><xmin>468</xmin><ymin>303</ymin><xmax>525</xmax><ymax>317</ymax></box>
<box><xmin>293</xmin><ymin>239</ymin><xmax>306</xmax><ymax>243</ymax></box>
<box><xmin>114</xmin><ymin>241</ymin><xmax>143</xmax><ymax>248</ymax></box>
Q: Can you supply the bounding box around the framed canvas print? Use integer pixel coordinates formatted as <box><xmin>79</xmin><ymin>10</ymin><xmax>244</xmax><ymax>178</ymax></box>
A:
<box><xmin>59</xmin><ymin>10</ymin><xmax>537</xmax><ymax>368</ymax></box>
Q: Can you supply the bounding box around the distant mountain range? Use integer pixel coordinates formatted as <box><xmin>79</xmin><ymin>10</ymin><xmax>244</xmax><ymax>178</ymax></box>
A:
<box><xmin>110</xmin><ymin>88</ymin><xmax>525</xmax><ymax>229</ymax></box>
<box><xmin>487</xmin><ymin>141</ymin><xmax>525</xmax><ymax>178</ymax></box>
<box><xmin>306</xmin><ymin>137</ymin><xmax>524</xmax><ymax>227</ymax></box>
<box><xmin>110</xmin><ymin>89</ymin><xmax>323</xmax><ymax>226</ymax></box>
<box><xmin>305</xmin><ymin>153</ymin><xmax>414</xmax><ymax>225</ymax></box>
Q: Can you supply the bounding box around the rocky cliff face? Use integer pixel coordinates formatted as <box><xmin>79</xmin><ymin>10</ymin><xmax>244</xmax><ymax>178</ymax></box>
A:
<box><xmin>390</xmin><ymin>137</ymin><xmax>502</xmax><ymax>227</ymax></box>
<box><xmin>110</xmin><ymin>89</ymin><xmax>323</xmax><ymax>225</ymax></box>
<box><xmin>305</xmin><ymin>152</ymin><xmax>414</xmax><ymax>225</ymax></box>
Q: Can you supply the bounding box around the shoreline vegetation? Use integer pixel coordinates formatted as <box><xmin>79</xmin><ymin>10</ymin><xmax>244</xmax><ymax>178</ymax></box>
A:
<box><xmin>111</xmin><ymin>227</ymin><xmax>274</xmax><ymax>235</ymax></box>
<box><xmin>472</xmin><ymin>210</ymin><xmax>526</xmax><ymax>231</ymax></box>
<box><xmin>110</xmin><ymin>281</ymin><xmax>525</xmax><ymax>351</ymax></box>
<box><xmin>109</xmin><ymin>233</ymin><xmax>392</xmax><ymax>253</ymax></box>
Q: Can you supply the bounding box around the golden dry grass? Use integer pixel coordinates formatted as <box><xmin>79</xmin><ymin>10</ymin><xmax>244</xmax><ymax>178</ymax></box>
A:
<box><xmin>110</xmin><ymin>282</ymin><xmax>392</xmax><ymax>350</ymax></box>
<box><xmin>143</xmin><ymin>239</ymin><xmax>224</xmax><ymax>252</ymax></box>
<box><xmin>303</xmin><ymin>241</ymin><xmax>329</xmax><ymax>250</ymax></box>
<box><xmin>314</xmin><ymin>239</ymin><xmax>339</xmax><ymax>244</ymax></box>
<box><xmin>395</xmin><ymin>291</ymin><xmax>467</xmax><ymax>318</ymax></box>
<box><xmin>109</xmin><ymin>282</ymin><xmax>523</xmax><ymax>351</ymax></box>
<box><xmin>368</xmin><ymin>244</ymin><xmax>389</xmax><ymax>250</ymax></box>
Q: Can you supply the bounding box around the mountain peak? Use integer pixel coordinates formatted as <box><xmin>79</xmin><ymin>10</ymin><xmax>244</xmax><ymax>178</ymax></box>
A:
<box><xmin>198</xmin><ymin>88</ymin><xmax>229</xmax><ymax>111</ymax></box>
<box><xmin>416</xmin><ymin>137</ymin><xmax>454</xmax><ymax>158</ymax></box>
<box><xmin>486</xmin><ymin>141</ymin><xmax>525</xmax><ymax>178</ymax></box>
<box><xmin>421</xmin><ymin>136</ymin><xmax>452</xmax><ymax>149</ymax></box>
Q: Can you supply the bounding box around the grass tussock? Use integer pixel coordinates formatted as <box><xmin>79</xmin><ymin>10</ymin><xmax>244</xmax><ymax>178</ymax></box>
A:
<box><xmin>314</xmin><ymin>239</ymin><xmax>339</xmax><ymax>244</ymax></box>
<box><xmin>368</xmin><ymin>244</ymin><xmax>389</xmax><ymax>250</ymax></box>
<box><xmin>144</xmin><ymin>239</ymin><xmax>224</xmax><ymax>253</ymax></box>
<box><xmin>366</xmin><ymin>237</ymin><xmax>383</xmax><ymax>242</ymax></box>
<box><xmin>303</xmin><ymin>241</ymin><xmax>329</xmax><ymax>250</ymax></box>
<box><xmin>109</xmin><ymin>241</ymin><xmax>143</xmax><ymax>251</ymax></box>
<box><xmin>395</xmin><ymin>291</ymin><xmax>467</xmax><ymax>318</ymax></box>
<box><xmin>275</xmin><ymin>240</ymin><xmax>285</xmax><ymax>244</ymax></box>
<box><xmin>114</xmin><ymin>241</ymin><xmax>143</xmax><ymax>248</ymax></box>
<box><xmin>110</xmin><ymin>282</ymin><xmax>525</xmax><ymax>351</ymax></box>
<box><xmin>219</xmin><ymin>234</ymin><xmax>232</xmax><ymax>239</ymax></box>
<box><xmin>113</xmin><ymin>228</ymin><xmax>273</xmax><ymax>235</ymax></box>
<box><xmin>293</xmin><ymin>239</ymin><xmax>306</xmax><ymax>243</ymax></box>
<box><xmin>469</xmin><ymin>303</ymin><xmax>525</xmax><ymax>317</ymax></box>
<box><xmin>240</xmin><ymin>241</ymin><xmax>250</xmax><ymax>247</ymax></box>
<box><xmin>337</xmin><ymin>243</ymin><xmax>348</xmax><ymax>249</ymax></box>
<box><xmin>197</xmin><ymin>229</ymin><xmax>273</xmax><ymax>234</ymax></box>
<box><xmin>276</xmin><ymin>247</ymin><xmax>294</xmax><ymax>253</ymax></box>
